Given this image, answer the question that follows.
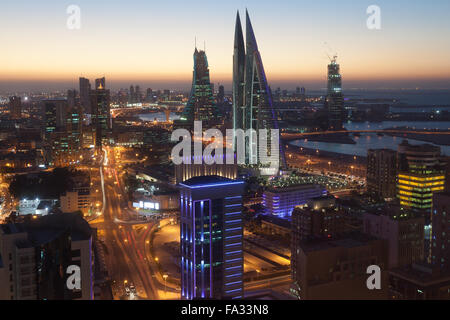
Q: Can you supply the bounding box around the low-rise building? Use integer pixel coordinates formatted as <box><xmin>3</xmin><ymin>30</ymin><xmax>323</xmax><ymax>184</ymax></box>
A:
<box><xmin>263</xmin><ymin>184</ymin><xmax>327</xmax><ymax>218</ymax></box>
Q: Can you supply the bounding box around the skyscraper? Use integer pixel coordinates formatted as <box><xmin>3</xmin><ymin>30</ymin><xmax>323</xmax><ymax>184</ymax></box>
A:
<box><xmin>397</xmin><ymin>141</ymin><xmax>446</xmax><ymax>221</ymax></box>
<box><xmin>232</xmin><ymin>10</ymin><xmax>286</xmax><ymax>172</ymax></box>
<box><xmin>367</xmin><ymin>149</ymin><xmax>397</xmax><ymax>200</ymax></box>
<box><xmin>43</xmin><ymin>99</ymin><xmax>68</xmax><ymax>140</ymax></box>
<box><xmin>0</xmin><ymin>213</ymin><xmax>94</xmax><ymax>300</ymax></box>
<box><xmin>129</xmin><ymin>85</ymin><xmax>135</xmax><ymax>104</ymax></box>
<box><xmin>178</xmin><ymin>48</ymin><xmax>219</xmax><ymax>130</ymax></box>
<box><xmin>217</xmin><ymin>85</ymin><xmax>225</xmax><ymax>105</ymax></box>
<box><xmin>66</xmin><ymin>103</ymin><xmax>83</xmax><ymax>155</ymax></box>
<box><xmin>325</xmin><ymin>56</ymin><xmax>344</xmax><ymax>130</ymax></box>
<box><xmin>79</xmin><ymin>77</ymin><xmax>92</xmax><ymax>114</ymax></box>
<box><xmin>135</xmin><ymin>85</ymin><xmax>142</xmax><ymax>103</ymax></box>
<box><xmin>90</xmin><ymin>78</ymin><xmax>111</xmax><ymax>149</ymax></box>
<box><xmin>179</xmin><ymin>176</ymin><xmax>245</xmax><ymax>300</ymax></box>
<box><xmin>430</xmin><ymin>193</ymin><xmax>450</xmax><ymax>268</ymax></box>
<box><xmin>9</xmin><ymin>96</ymin><xmax>21</xmax><ymax>119</ymax></box>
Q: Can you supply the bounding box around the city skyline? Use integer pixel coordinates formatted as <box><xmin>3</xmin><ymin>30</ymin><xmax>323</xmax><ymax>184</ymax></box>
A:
<box><xmin>1</xmin><ymin>0</ymin><xmax>450</xmax><ymax>92</ymax></box>
<box><xmin>1</xmin><ymin>2</ymin><xmax>450</xmax><ymax>303</ymax></box>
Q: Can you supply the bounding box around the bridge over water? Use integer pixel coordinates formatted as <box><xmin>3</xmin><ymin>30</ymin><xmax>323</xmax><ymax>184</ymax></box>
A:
<box><xmin>281</xmin><ymin>129</ymin><xmax>450</xmax><ymax>141</ymax></box>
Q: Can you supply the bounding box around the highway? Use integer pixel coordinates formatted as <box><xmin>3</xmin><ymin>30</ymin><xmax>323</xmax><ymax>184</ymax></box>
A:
<box><xmin>91</xmin><ymin>147</ymin><xmax>161</xmax><ymax>300</ymax></box>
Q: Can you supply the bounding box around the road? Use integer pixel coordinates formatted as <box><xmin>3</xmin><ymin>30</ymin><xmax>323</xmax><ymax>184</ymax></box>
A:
<box><xmin>91</xmin><ymin>147</ymin><xmax>161</xmax><ymax>300</ymax></box>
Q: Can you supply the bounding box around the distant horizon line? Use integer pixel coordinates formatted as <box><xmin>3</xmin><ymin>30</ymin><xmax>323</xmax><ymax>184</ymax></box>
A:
<box><xmin>1</xmin><ymin>77</ymin><xmax>450</xmax><ymax>94</ymax></box>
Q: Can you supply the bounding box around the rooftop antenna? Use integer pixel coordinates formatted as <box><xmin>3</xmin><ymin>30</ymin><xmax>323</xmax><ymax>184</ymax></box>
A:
<box><xmin>204</xmin><ymin>40</ymin><xmax>206</xmax><ymax>52</ymax></box>
<box><xmin>195</xmin><ymin>36</ymin><xmax>197</xmax><ymax>49</ymax></box>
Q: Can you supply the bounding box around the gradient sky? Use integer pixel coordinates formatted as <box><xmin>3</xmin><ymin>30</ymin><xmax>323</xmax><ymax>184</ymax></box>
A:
<box><xmin>1</xmin><ymin>0</ymin><xmax>450</xmax><ymax>91</ymax></box>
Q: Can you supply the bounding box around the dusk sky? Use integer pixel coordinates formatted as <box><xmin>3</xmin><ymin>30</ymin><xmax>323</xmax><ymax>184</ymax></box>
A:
<box><xmin>1</xmin><ymin>0</ymin><xmax>450</xmax><ymax>92</ymax></box>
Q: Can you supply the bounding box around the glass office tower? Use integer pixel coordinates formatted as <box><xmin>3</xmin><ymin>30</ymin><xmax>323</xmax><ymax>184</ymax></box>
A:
<box><xmin>232</xmin><ymin>10</ymin><xmax>286</xmax><ymax>172</ymax></box>
<box><xmin>178</xmin><ymin>48</ymin><xmax>219</xmax><ymax>130</ymax></box>
<box><xmin>179</xmin><ymin>176</ymin><xmax>245</xmax><ymax>300</ymax></box>
<box><xmin>325</xmin><ymin>57</ymin><xmax>345</xmax><ymax>131</ymax></box>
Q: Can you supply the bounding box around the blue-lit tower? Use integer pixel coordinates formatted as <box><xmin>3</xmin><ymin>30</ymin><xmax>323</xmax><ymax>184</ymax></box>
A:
<box><xmin>179</xmin><ymin>176</ymin><xmax>245</xmax><ymax>300</ymax></box>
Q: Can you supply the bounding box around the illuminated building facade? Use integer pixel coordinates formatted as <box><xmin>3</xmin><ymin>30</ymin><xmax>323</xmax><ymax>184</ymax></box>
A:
<box><xmin>397</xmin><ymin>141</ymin><xmax>445</xmax><ymax>221</ymax></box>
<box><xmin>177</xmin><ymin>49</ymin><xmax>219</xmax><ymax>130</ymax></box>
<box><xmin>263</xmin><ymin>184</ymin><xmax>327</xmax><ymax>217</ymax></box>
<box><xmin>43</xmin><ymin>99</ymin><xmax>68</xmax><ymax>140</ymax></box>
<box><xmin>325</xmin><ymin>56</ymin><xmax>344</xmax><ymax>131</ymax></box>
<box><xmin>180</xmin><ymin>176</ymin><xmax>244</xmax><ymax>300</ymax></box>
<box><xmin>90</xmin><ymin>77</ymin><xmax>111</xmax><ymax>148</ymax></box>
<box><xmin>175</xmin><ymin>152</ymin><xmax>238</xmax><ymax>184</ymax></box>
<box><xmin>232</xmin><ymin>10</ymin><xmax>286</xmax><ymax>171</ymax></box>
<box><xmin>66</xmin><ymin>103</ymin><xmax>83</xmax><ymax>155</ymax></box>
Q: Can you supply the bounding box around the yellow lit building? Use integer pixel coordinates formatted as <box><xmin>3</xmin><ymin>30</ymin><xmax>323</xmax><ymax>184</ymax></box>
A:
<box><xmin>397</xmin><ymin>173</ymin><xmax>445</xmax><ymax>211</ymax></box>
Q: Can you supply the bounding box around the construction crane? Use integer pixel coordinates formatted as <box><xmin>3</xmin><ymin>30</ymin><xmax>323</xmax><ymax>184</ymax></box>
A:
<box><xmin>324</xmin><ymin>42</ymin><xmax>338</xmax><ymax>64</ymax></box>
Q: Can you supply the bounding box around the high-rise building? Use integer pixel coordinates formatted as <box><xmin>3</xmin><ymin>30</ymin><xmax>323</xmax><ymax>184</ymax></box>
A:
<box><xmin>42</xmin><ymin>99</ymin><xmax>68</xmax><ymax>140</ymax></box>
<box><xmin>177</xmin><ymin>48</ymin><xmax>219</xmax><ymax>129</ymax></box>
<box><xmin>217</xmin><ymin>85</ymin><xmax>225</xmax><ymax>105</ymax></box>
<box><xmin>430</xmin><ymin>193</ymin><xmax>450</xmax><ymax>269</ymax></box>
<box><xmin>291</xmin><ymin>196</ymin><xmax>347</xmax><ymax>241</ymax></box>
<box><xmin>363</xmin><ymin>205</ymin><xmax>424</xmax><ymax>269</ymax></box>
<box><xmin>445</xmin><ymin>157</ymin><xmax>450</xmax><ymax>192</ymax></box>
<box><xmin>397</xmin><ymin>141</ymin><xmax>446</xmax><ymax>222</ymax></box>
<box><xmin>367</xmin><ymin>149</ymin><xmax>397</xmax><ymax>200</ymax></box>
<box><xmin>79</xmin><ymin>77</ymin><xmax>92</xmax><ymax>114</ymax></box>
<box><xmin>179</xmin><ymin>176</ymin><xmax>245</xmax><ymax>300</ymax></box>
<box><xmin>291</xmin><ymin>232</ymin><xmax>388</xmax><ymax>300</ymax></box>
<box><xmin>145</xmin><ymin>88</ymin><xmax>153</xmax><ymax>103</ymax></box>
<box><xmin>232</xmin><ymin>10</ymin><xmax>286</xmax><ymax>172</ymax></box>
<box><xmin>129</xmin><ymin>85</ymin><xmax>135</xmax><ymax>104</ymax></box>
<box><xmin>66</xmin><ymin>102</ymin><xmax>83</xmax><ymax>155</ymax></box>
<box><xmin>135</xmin><ymin>85</ymin><xmax>142</xmax><ymax>103</ymax></box>
<box><xmin>9</xmin><ymin>96</ymin><xmax>21</xmax><ymax>119</ymax></box>
<box><xmin>325</xmin><ymin>56</ymin><xmax>344</xmax><ymax>131</ymax></box>
<box><xmin>0</xmin><ymin>213</ymin><xmax>94</xmax><ymax>300</ymax></box>
<box><xmin>388</xmin><ymin>193</ymin><xmax>450</xmax><ymax>300</ymax></box>
<box><xmin>90</xmin><ymin>78</ymin><xmax>111</xmax><ymax>149</ymax></box>
<box><xmin>291</xmin><ymin>196</ymin><xmax>348</xmax><ymax>290</ymax></box>
<box><xmin>95</xmin><ymin>77</ymin><xmax>105</xmax><ymax>90</ymax></box>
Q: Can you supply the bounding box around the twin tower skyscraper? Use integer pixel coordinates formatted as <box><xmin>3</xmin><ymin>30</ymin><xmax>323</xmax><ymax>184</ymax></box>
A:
<box><xmin>233</xmin><ymin>10</ymin><xmax>286</xmax><ymax>172</ymax></box>
<box><xmin>178</xmin><ymin>10</ymin><xmax>286</xmax><ymax>173</ymax></box>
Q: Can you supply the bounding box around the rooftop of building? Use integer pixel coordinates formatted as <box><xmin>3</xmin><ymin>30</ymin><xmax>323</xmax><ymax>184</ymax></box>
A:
<box><xmin>363</xmin><ymin>203</ymin><xmax>423</xmax><ymax>221</ymax></box>
<box><xmin>299</xmin><ymin>232</ymin><xmax>379</xmax><ymax>253</ymax></box>
<box><xmin>265</xmin><ymin>183</ymin><xmax>323</xmax><ymax>193</ymax></box>
<box><xmin>390</xmin><ymin>262</ymin><xmax>450</xmax><ymax>286</ymax></box>
<box><xmin>180</xmin><ymin>175</ymin><xmax>243</xmax><ymax>188</ymax></box>
<box><xmin>260</xmin><ymin>214</ymin><xmax>291</xmax><ymax>229</ymax></box>
<box><xmin>368</xmin><ymin>148</ymin><xmax>397</xmax><ymax>154</ymax></box>
<box><xmin>1</xmin><ymin>212</ymin><xmax>92</xmax><ymax>244</ymax></box>
<box><xmin>398</xmin><ymin>140</ymin><xmax>441</xmax><ymax>153</ymax></box>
